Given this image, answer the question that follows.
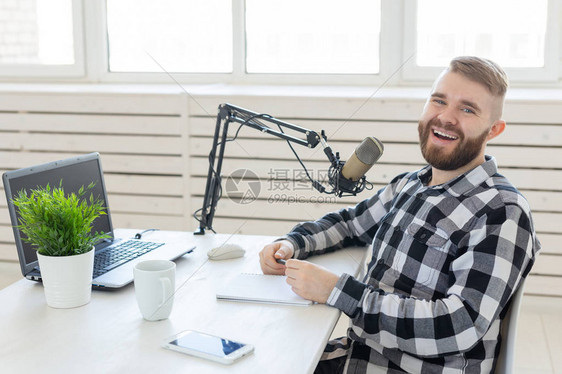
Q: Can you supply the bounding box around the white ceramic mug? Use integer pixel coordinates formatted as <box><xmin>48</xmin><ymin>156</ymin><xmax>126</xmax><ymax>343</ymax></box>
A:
<box><xmin>133</xmin><ymin>260</ymin><xmax>176</xmax><ymax>321</ymax></box>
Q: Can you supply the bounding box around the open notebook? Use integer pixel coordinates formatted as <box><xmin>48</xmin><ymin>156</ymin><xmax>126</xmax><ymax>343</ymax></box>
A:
<box><xmin>216</xmin><ymin>273</ymin><xmax>313</xmax><ymax>306</ymax></box>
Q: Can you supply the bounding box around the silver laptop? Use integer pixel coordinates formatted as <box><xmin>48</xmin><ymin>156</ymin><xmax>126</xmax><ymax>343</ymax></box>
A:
<box><xmin>2</xmin><ymin>152</ymin><xmax>195</xmax><ymax>288</ymax></box>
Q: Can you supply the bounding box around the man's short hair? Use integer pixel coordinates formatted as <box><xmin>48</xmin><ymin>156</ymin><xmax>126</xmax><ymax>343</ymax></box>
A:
<box><xmin>448</xmin><ymin>56</ymin><xmax>509</xmax><ymax>99</ymax></box>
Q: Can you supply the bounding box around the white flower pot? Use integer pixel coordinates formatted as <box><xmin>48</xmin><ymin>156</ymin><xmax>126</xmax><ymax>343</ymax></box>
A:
<box><xmin>37</xmin><ymin>247</ymin><xmax>94</xmax><ymax>309</ymax></box>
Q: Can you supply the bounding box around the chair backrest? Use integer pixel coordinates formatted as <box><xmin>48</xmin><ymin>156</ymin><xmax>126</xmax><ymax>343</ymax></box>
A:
<box><xmin>495</xmin><ymin>279</ymin><xmax>526</xmax><ymax>374</ymax></box>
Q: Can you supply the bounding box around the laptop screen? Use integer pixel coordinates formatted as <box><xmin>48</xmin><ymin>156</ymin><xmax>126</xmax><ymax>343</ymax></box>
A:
<box><xmin>3</xmin><ymin>154</ymin><xmax>113</xmax><ymax>267</ymax></box>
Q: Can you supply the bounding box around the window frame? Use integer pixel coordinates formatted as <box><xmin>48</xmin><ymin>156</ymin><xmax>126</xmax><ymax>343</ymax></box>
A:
<box><xmin>96</xmin><ymin>0</ymin><xmax>394</xmax><ymax>86</ymax></box>
<box><xmin>0</xmin><ymin>0</ymin><xmax>85</xmax><ymax>79</ymax></box>
<box><xmin>0</xmin><ymin>0</ymin><xmax>559</xmax><ymax>86</ymax></box>
<box><xmin>400</xmin><ymin>0</ymin><xmax>560</xmax><ymax>83</ymax></box>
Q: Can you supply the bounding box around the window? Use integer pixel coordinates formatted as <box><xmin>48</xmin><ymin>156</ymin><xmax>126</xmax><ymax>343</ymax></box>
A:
<box><xmin>0</xmin><ymin>0</ymin><xmax>84</xmax><ymax>77</ymax></box>
<box><xmin>415</xmin><ymin>0</ymin><xmax>548</xmax><ymax>68</ymax></box>
<box><xmin>0</xmin><ymin>0</ymin><xmax>559</xmax><ymax>84</ymax></box>
<box><xmin>402</xmin><ymin>0</ymin><xmax>557</xmax><ymax>82</ymax></box>
<box><xmin>106</xmin><ymin>0</ymin><xmax>232</xmax><ymax>73</ymax></box>
<box><xmin>245</xmin><ymin>0</ymin><xmax>381</xmax><ymax>74</ymax></box>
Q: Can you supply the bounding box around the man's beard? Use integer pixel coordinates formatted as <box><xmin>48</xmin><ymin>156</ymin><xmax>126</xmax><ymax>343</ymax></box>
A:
<box><xmin>418</xmin><ymin>118</ymin><xmax>489</xmax><ymax>171</ymax></box>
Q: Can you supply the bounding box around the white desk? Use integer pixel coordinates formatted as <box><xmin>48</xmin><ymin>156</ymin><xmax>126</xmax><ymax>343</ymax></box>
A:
<box><xmin>0</xmin><ymin>229</ymin><xmax>368</xmax><ymax>374</ymax></box>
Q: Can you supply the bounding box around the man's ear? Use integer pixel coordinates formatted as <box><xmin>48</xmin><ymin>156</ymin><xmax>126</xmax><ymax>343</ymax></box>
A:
<box><xmin>487</xmin><ymin>120</ymin><xmax>506</xmax><ymax>141</ymax></box>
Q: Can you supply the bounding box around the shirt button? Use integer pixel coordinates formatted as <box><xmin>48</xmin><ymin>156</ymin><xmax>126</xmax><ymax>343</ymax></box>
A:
<box><xmin>420</xmin><ymin>233</ymin><xmax>427</xmax><ymax>239</ymax></box>
<box><xmin>377</xmin><ymin>259</ymin><xmax>384</xmax><ymax>265</ymax></box>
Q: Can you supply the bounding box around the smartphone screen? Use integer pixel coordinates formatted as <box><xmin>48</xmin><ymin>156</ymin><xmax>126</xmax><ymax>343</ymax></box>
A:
<box><xmin>170</xmin><ymin>331</ymin><xmax>247</xmax><ymax>358</ymax></box>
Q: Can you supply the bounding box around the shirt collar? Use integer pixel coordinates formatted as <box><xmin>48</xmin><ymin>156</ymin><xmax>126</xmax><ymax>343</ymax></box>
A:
<box><xmin>417</xmin><ymin>156</ymin><xmax>498</xmax><ymax>196</ymax></box>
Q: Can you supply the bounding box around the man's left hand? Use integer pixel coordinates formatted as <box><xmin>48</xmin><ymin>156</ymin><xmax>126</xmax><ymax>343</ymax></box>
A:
<box><xmin>285</xmin><ymin>259</ymin><xmax>339</xmax><ymax>303</ymax></box>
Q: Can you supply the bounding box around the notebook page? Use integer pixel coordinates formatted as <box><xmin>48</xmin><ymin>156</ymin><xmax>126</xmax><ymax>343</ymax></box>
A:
<box><xmin>216</xmin><ymin>273</ymin><xmax>313</xmax><ymax>306</ymax></box>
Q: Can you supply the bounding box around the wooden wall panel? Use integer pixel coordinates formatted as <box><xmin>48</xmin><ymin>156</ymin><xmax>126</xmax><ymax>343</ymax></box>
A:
<box><xmin>0</xmin><ymin>86</ymin><xmax>560</xmax><ymax>296</ymax></box>
<box><xmin>186</xmin><ymin>93</ymin><xmax>562</xmax><ymax>297</ymax></box>
<box><xmin>0</xmin><ymin>92</ymin><xmax>190</xmax><ymax>262</ymax></box>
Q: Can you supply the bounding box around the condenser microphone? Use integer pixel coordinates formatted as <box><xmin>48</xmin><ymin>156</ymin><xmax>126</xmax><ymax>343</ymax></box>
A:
<box><xmin>332</xmin><ymin>137</ymin><xmax>384</xmax><ymax>196</ymax></box>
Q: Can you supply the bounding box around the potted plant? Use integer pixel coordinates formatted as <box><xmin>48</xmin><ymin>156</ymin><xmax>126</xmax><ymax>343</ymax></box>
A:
<box><xmin>12</xmin><ymin>181</ymin><xmax>109</xmax><ymax>308</ymax></box>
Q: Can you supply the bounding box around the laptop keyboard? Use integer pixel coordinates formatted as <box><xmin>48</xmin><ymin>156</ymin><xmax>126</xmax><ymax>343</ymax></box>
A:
<box><xmin>93</xmin><ymin>240</ymin><xmax>165</xmax><ymax>278</ymax></box>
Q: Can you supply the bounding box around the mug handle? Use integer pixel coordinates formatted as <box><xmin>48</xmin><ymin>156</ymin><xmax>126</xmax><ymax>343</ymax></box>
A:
<box><xmin>159</xmin><ymin>277</ymin><xmax>172</xmax><ymax>307</ymax></box>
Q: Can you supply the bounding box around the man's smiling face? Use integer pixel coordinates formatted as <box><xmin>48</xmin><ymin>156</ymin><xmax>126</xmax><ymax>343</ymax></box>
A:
<box><xmin>418</xmin><ymin>70</ymin><xmax>502</xmax><ymax>172</ymax></box>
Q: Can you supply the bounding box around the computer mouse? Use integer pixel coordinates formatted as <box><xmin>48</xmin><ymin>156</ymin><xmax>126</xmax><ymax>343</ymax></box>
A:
<box><xmin>207</xmin><ymin>243</ymin><xmax>246</xmax><ymax>261</ymax></box>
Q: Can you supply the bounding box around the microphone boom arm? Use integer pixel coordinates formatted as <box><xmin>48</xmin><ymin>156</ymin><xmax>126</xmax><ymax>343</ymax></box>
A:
<box><xmin>219</xmin><ymin>104</ymin><xmax>322</xmax><ymax>148</ymax></box>
<box><xmin>194</xmin><ymin>103</ymin><xmax>327</xmax><ymax>235</ymax></box>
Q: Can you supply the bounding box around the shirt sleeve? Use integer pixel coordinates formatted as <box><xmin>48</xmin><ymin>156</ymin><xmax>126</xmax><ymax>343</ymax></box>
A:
<box><xmin>281</xmin><ymin>173</ymin><xmax>411</xmax><ymax>259</ymax></box>
<box><xmin>326</xmin><ymin>203</ymin><xmax>540</xmax><ymax>357</ymax></box>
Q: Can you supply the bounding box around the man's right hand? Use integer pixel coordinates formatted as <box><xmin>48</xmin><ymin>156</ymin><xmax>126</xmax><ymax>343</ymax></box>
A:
<box><xmin>259</xmin><ymin>240</ymin><xmax>295</xmax><ymax>275</ymax></box>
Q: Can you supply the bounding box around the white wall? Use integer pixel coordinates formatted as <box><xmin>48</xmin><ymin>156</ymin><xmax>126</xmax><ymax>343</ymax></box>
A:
<box><xmin>0</xmin><ymin>83</ymin><xmax>560</xmax><ymax>296</ymax></box>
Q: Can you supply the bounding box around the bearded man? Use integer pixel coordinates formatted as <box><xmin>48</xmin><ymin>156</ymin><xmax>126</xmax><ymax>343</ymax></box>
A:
<box><xmin>259</xmin><ymin>56</ymin><xmax>541</xmax><ymax>374</ymax></box>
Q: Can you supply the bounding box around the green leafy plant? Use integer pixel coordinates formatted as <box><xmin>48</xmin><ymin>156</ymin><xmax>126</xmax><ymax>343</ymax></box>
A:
<box><xmin>12</xmin><ymin>181</ymin><xmax>110</xmax><ymax>257</ymax></box>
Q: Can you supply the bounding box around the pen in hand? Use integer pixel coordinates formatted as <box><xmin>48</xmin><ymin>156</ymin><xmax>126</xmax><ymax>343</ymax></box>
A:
<box><xmin>276</xmin><ymin>258</ymin><xmax>287</xmax><ymax>265</ymax></box>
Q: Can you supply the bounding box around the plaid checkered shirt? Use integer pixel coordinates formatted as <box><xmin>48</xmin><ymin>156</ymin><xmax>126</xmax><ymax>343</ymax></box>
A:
<box><xmin>282</xmin><ymin>156</ymin><xmax>540</xmax><ymax>373</ymax></box>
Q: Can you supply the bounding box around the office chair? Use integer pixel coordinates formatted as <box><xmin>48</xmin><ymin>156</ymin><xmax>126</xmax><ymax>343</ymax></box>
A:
<box><xmin>495</xmin><ymin>279</ymin><xmax>526</xmax><ymax>374</ymax></box>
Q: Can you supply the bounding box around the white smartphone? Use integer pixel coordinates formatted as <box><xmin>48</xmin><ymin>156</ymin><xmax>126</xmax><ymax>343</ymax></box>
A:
<box><xmin>161</xmin><ymin>330</ymin><xmax>254</xmax><ymax>365</ymax></box>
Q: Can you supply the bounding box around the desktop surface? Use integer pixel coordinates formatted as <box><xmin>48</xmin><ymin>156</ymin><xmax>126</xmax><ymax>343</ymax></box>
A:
<box><xmin>0</xmin><ymin>229</ymin><xmax>368</xmax><ymax>374</ymax></box>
